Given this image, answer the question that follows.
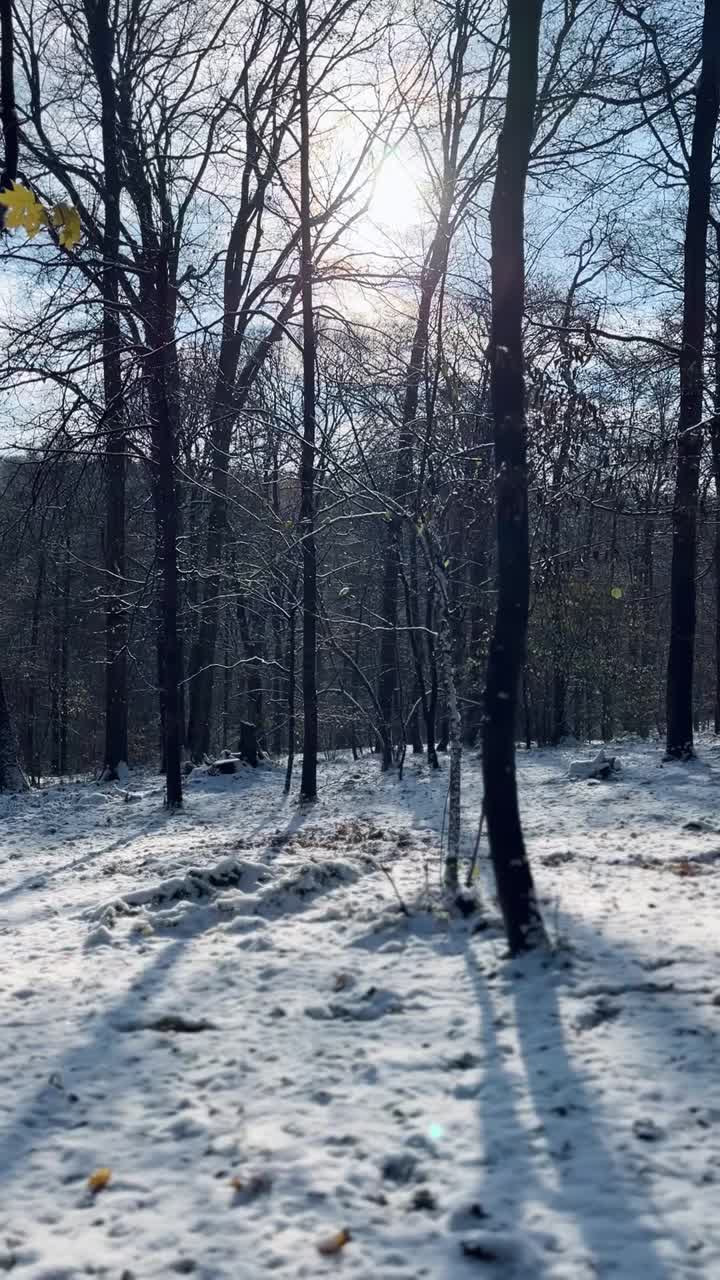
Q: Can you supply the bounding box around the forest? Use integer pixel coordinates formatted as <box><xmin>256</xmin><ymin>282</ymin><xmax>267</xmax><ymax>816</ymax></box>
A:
<box><xmin>1</xmin><ymin>2</ymin><xmax>720</xmax><ymax>1274</ymax></box>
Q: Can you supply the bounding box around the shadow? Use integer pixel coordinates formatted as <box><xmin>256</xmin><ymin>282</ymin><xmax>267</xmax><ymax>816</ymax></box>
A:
<box><xmin>0</xmin><ymin>794</ymin><xmax>307</xmax><ymax>1197</ymax></box>
<box><xmin>454</xmin><ymin>947</ymin><xmax>678</xmax><ymax>1278</ymax></box>
<box><xmin>0</xmin><ymin>936</ymin><xmax>189</xmax><ymax>1192</ymax></box>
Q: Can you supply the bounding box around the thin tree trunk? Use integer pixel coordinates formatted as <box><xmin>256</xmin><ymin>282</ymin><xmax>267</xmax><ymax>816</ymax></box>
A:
<box><xmin>711</xmin><ymin>224</ymin><xmax>720</xmax><ymax>734</ymax></box>
<box><xmin>434</xmin><ymin>564</ymin><xmax>462</xmax><ymax>892</ymax></box>
<box><xmin>59</xmin><ymin>546</ymin><xmax>70</xmax><ymax>775</ymax></box>
<box><xmin>298</xmin><ymin>0</ymin><xmax>318</xmax><ymax>802</ymax></box>
<box><xmin>222</xmin><ymin>613</ymin><xmax>231</xmax><ymax>750</ymax></box>
<box><xmin>0</xmin><ymin>0</ymin><xmax>26</xmax><ymax>796</ymax></box>
<box><xmin>25</xmin><ymin>549</ymin><xmax>45</xmax><ymax>782</ymax></box>
<box><xmin>85</xmin><ymin>0</ymin><xmax>128</xmax><ymax>779</ymax></box>
<box><xmin>425</xmin><ymin>575</ymin><xmax>439</xmax><ymax>768</ymax></box>
<box><xmin>284</xmin><ymin>596</ymin><xmax>297</xmax><ymax>795</ymax></box>
<box><xmin>666</xmin><ymin>0</ymin><xmax>720</xmax><ymax>760</ymax></box>
<box><xmin>0</xmin><ymin>669</ymin><xmax>28</xmax><ymax>791</ymax></box>
<box><xmin>237</xmin><ymin>597</ymin><xmax>264</xmax><ymax>737</ymax></box>
<box><xmin>482</xmin><ymin>0</ymin><xmax>546</xmax><ymax>955</ymax></box>
<box><xmin>148</xmin><ymin>254</ymin><xmax>183</xmax><ymax>808</ymax></box>
<box><xmin>0</xmin><ymin>0</ymin><xmax>19</xmax><ymax>196</ymax></box>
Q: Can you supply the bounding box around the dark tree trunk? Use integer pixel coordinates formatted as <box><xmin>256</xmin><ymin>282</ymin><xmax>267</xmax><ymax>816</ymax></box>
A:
<box><xmin>0</xmin><ymin>0</ymin><xmax>26</xmax><ymax>797</ymax></box>
<box><xmin>425</xmin><ymin>575</ymin><xmax>440</xmax><ymax>769</ymax></box>
<box><xmin>85</xmin><ymin>0</ymin><xmax>128</xmax><ymax>779</ymax></box>
<box><xmin>0</xmin><ymin>669</ymin><xmax>27</xmax><ymax>792</ymax></box>
<box><xmin>551</xmin><ymin>668</ymin><xmax>568</xmax><ymax>746</ymax></box>
<box><xmin>222</xmin><ymin>614</ymin><xmax>232</xmax><ymax>750</ymax></box>
<box><xmin>0</xmin><ymin>0</ymin><xmax>19</xmax><ymax>195</ymax></box>
<box><xmin>482</xmin><ymin>0</ymin><xmax>546</xmax><ymax>955</ymax></box>
<box><xmin>298</xmin><ymin>0</ymin><xmax>318</xmax><ymax>802</ymax></box>
<box><xmin>666</xmin><ymin>0</ymin><xmax>720</xmax><ymax>760</ymax></box>
<box><xmin>24</xmin><ymin>549</ymin><xmax>45</xmax><ymax>782</ymax></box>
<box><xmin>271</xmin><ymin>612</ymin><xmax>284</xmax><ymax>756</ymax></box>
<box><xmin>238</xmin><ymin>720</ymin><xmax>258</xmax><ymax>767</ymax></box>
<box><xmin>147</xmin><ymin>255</ymin><xmax>183</xmax><ymax>808</ymax></box>
<box><xmin>284</xmin><ymin>595</ymin><xmax>297</xmax><ymax>795</ymax></box>
<box><xmin>50</xmin><ymin>556</ymin><xmax>70</xmax><ymax>777</ymax></box>
<box><xmin>59</xmin><ymin>548</ymin><xmax>71</xmax><ymax>775</ymax></box>
<box><xmin>711</xmin><ymin>225</ymin><xmax>720</xmax><ymax>735</ymax></box>
<box><xmin>237</xmin><ymin>597</ymin><xmax>264</xmax><ymax>739</ymax></box>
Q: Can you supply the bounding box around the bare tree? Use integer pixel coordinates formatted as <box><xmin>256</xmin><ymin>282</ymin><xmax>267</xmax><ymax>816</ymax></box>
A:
<box><xmin>482</xmin><ymin>0</ymin><xmax>547</xmax><ymax>954</ymax></box>
<box><xmin>665</xmin><ymin>0</ymin><xmax>720</xmax><ymax>760</ymax></box>
<box><xmin>84</xmin><ymin>0</ymin><xmax>128</xmax><ymax>779</ymax></box>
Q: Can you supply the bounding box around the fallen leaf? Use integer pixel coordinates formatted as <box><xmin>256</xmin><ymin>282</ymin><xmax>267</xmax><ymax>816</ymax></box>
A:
<box><xmin>87</xmin><ymin>1167</ymin><xmax>112</xmax><ymax>1193</ymax></box>
<box><xmin>317</xmin><ymin>1228</ymin><xmax>351</xmax><ymax>1255</ymax></box>
<box><xmin>229</xmin><ymin>1171</ymin><xmax>273</xmax><ymax>1199</ymax></box>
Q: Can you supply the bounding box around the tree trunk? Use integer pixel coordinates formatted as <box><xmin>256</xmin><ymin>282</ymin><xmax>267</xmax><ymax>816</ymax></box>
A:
<box><xmin>711</xmin><ymin>225</ymin><xmax>720</xmax><ymax>735</ymax></box>
<box><xmin>1</xmin><ymin>2</ymin><xmax>27</xmax><ymax>796</ymax></box>
<box><xmin>0</xmin><ymin>0</ymin><xmax>19</xmax><ymax>196</ymax></box>
<box><xmin>284</xmin><ymin>596</ymin><xmax>297</xmax><ymax>795</ymax></box>
<box><xmin>665</xmin><ymin>0</ymin><xmax>720</xmax><ymax>760</ymax></box>
<box><xmin>24</xmin><ymin>549</ymin><xmax>45</xmax><ymax>781</ymax></box>
<box><xmin>298</xmin><ymin>0</ymin><xmax>318</xmax><ymax>802</ymax></box>
<box><xmin>482</xmin><ymin>0</ymin><xmax>546</xmax><ymax>955</ymax></box>
<box><xmin>434</xmin><ymin>562</ymin><xmax>462</xmax><ymax>893</ymax></box>
<box><xmin>237</xmin><ymin>597</ymin><xmax>264</xmax><ymax>740</ymax></box>
<box><xmin>0</xmin><ymin>669</ymin><xmax>28</xmax><ymax>792</ymax></box>
<box><xmin>147</xmin><ymin>254</ymin><xmax>183</xmax><ymax>808</ymax></box>
<box><xmin>85</xmin><ymin>0</ymin><xmax>129</xmax><ymax>779</ymax></box>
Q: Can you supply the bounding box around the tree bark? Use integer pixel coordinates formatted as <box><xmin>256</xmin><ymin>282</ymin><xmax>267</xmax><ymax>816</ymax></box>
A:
<box><xmin>482</xmin><ymin>0</ymin><xmax>546</xmax><ymax>955</ymax></box>
<box><xmin>0</xmin><ymin>0</ymin><xmax>27</xmax><ymax>795</ymax></box>
<box><xmin>24</xmin><ymin>549</ymin><xmax>45</xmax><ymax>781</ymax></box>
<box><xmin>0</xmin><ymin>670</ymin><xmax>28</xmax><ymax>792</ymax></box>
<box><xmin>297</xmin><ymin>0</ymin><xmax>318</xmax><ymax>802</ymax></box>
<box><xmin>147</xmin><ymin>253</ymin><xmax>183</xmax><ymax>808</ymax></box>
<box><xmin>284</xmin><ymin>594</ymin><xmax>297</xmax><ymax>795</ymax></box>
<box><xmin>665</xmin><ymin>0</ymin><xmax>720</xmax><ymax>760</ymax></box>
<box><xmin>85</xmin><ymin>0</ymin><xmax>129</xmax><ymax>779</ymax></box>
<box><xmin>711</xmin><ymin>224</ymin><xmax>720</xmax><ymax>734</ymax></box>
<box><xmin>0</xmin><ymin>0</ymin><xmax>18</xmax><ymax>195</ymax></box>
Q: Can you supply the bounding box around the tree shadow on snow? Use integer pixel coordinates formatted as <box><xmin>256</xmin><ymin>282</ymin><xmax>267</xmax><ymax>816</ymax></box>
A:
<box><xmin>0</xmin><ymin>935</ymin><xmax>190</xmax><ymax>1194</ymax></box>
<box><xmin>454</xmin><ymin>946</ymin><xmax>679</xmax><ymax>1279</ymax></box>
<box><xmin>0</xmin><ymin>801</ymin><xmax>310</xmax><ymax>1201</ymax></box>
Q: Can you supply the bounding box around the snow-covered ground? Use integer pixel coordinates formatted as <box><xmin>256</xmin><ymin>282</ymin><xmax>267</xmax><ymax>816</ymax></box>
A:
<box><xmin>1</xmin><ymin>741</ymin><xmax>719</xmax><ymax>1279</ymax></box>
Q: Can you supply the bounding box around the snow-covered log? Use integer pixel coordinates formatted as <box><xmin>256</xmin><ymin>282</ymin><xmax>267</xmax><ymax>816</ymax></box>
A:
<box><xmin>568</xmin><ymin>749</ymin><xmax>620</xmax><ymax>781</ymax></box>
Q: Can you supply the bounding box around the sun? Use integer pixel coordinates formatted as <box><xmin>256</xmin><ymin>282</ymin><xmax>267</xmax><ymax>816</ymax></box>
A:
<box><xmin>369</xmin><ymin>151</ymin><xmax>424</xmax><ymax>235</ymax></box>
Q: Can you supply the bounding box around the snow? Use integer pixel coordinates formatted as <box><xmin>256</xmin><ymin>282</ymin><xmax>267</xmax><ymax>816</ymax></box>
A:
<box><xmin>1</xmin><ymin>741</ymin><xmax>719</xmax><ymax>1278</ymax></box>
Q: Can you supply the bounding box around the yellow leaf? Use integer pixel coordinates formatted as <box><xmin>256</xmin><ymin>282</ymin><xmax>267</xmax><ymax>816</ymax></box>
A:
<box><xmin>50</xmin><ymin>203</ymin><xmax>82</xmax><ymax>249</ymax></box>
<box><xmin>0</xmin><ymin>182</ymin><xmax>48</xmax><ymax>238</ymax></box>
<box><xmin>87</xmin><ymin>1167</ymin><xmax>112</xmax><ymax>1193</ymax></box>
<box><xmin>316</xmin><ymin>1228</ymin><xmax>351</xmax><ymax>1255</ymax></box>
<box><xmin>610</xmin><ymin>586</ymin><xmax>623</xmax><ymax>600</ymax></box>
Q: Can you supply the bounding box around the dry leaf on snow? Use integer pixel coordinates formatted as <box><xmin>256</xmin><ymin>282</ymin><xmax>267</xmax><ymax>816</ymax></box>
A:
<box><xmin>87</xmin><ymin>1167</ymin><xmax>112</xmax><ymax>1194</ymax></box>
<box><xmin>317</xmin><ymin>1228</ymin><xmax>351</xmax><ymax>1255</ymax></box>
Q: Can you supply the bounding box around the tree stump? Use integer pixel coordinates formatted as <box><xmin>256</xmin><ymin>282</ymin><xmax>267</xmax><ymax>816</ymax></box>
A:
<box><xmin>238</xmin><ymin>721</ymin><xmax>258</xmax><ymax>767</ymax></box>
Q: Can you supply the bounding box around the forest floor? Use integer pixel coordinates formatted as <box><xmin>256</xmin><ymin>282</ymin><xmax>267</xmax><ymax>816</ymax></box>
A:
<box><xmin>1</xmin><ymin>741</ymin><xmax>720</xmax><ymax>1279</ymax></box>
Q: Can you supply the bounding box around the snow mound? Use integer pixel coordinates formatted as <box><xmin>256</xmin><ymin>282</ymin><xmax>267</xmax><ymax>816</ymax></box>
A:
<box><xmin>86</xmin><ymin>853</ymin><xmax>363</xmax><ymax>939</ymax></box>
